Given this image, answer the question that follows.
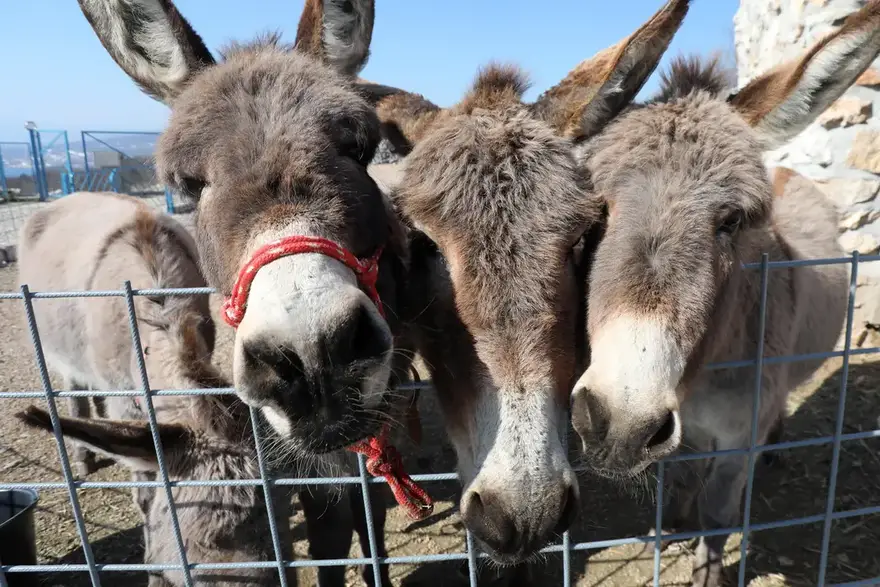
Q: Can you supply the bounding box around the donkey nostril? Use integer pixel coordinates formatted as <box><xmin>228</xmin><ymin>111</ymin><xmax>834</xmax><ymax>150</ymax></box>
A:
<box><xmin>462</xmin><ymin>489</ymin><xmax>517</xmax><ymax>555</ymax></box>
<box><xmin>554</xmin><ymin>484</ymin><xmax>579</xmax><ymax>535</ymax></box>
<box><xmin>332</xmin><ymin>304</ymin><xmax>390</xmax><ymax>365</ymax></box>
<box><xmin>243</xmin><ymin>340</ymin><xmax>304</xmax><ymax>387</ymax></box>
<box><xmin>646</xmin><ymin>411</ymin><xmax>677</xmax><ymax>450</ymax></box>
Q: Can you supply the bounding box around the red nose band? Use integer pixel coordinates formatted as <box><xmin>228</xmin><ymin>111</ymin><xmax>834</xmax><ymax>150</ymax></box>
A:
<box><xmin>221</xmin><ymin>235</ymin><xmax>433</xmax><ymax>520</ymax></box>
<box><xmin>222</xmin><ymin>235</ymin><xmax>384</xmax><ymax>328</ymax></box>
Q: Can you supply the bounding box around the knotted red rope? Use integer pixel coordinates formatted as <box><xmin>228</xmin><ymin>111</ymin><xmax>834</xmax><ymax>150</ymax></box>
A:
<box><xmin>221</xmin><ymin>235</ymin><xmax>433</xmax><ymax>520</ymax></box>
<box><xmin>349</xmin><ymin>425</ymin><xmax>434</xmax><ymax>520</ymax></box>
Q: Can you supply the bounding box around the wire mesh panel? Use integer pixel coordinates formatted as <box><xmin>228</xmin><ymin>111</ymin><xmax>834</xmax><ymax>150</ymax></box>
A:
<box><xmin>0</xmin><ymin>255</ymin><xmax>879</xmax><ymax>586</ymax></box>
<box><xmin>78</xmin><ymin>131</ymin><xmax>183</xmax><ymax>214</ymax></box>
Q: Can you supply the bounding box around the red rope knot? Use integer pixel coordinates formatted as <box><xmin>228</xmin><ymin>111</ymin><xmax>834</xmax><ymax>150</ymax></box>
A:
<box><xmin>349</xmin><ymin>426</ymin><xmax>434</xmax><ymax>521</ymax></box>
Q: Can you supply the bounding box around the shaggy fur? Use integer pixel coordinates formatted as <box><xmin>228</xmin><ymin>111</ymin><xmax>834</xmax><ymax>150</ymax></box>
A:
<box><xmin>75</xmin><ymin>0</ymin><xmax>415</xmax><ymax>478</ymax></box>
<box><xmin>572</xmin><ymin>3</ymin><xmax>880</xmax><ymax>584</ymax></box>
<box><xmin>374</xmin><ymin>0</ymin><xmax>692</xmax><ymax>565</ymax></box>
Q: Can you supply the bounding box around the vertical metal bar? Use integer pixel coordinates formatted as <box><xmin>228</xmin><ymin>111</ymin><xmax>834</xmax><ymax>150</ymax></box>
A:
<box><xmin>82</xmin><ymin>131</ymin><xmax>90</xmax><ymax>176</ymax></box>
<box><xmin>561</xmin><ymin>424</ymin><xmax>571</xmax><ymax>587</ymax></box>
<box><xmin>165</xmin><ymin>186</ymin><xmax>176</xmax><ymax>214</ymax></box>
<box><xmin>247</xmin><ymin>407</ymin><xmax>289</xmax><ymax>587</ymax></box>
<box><xmin>122</xmin><ymin>281</ymin><xmax>194</xmax><ymax>587</ymax></box>
<box><xmin>62</xmin><ymin>131</ymin><xmax>72</xmax><ymax>175</ymax></box>
<box><xmin>0</xmin><ymin>554</ymin><xmax>8</xmax><ymax>587</ymax></box>
<box><xmin>27</xmin><ymin>142</ymin><xmax>37</xmax><ymax>198</ymax></box>
<box><xmin>0</xmin><ymin>144</ymin><xmax>7</xmax><ymax>195</ymax></box>
<box><xmin>465</xmin><ymin>530</ymin><xmax>478</xmax><ymax>587</ymax></box>
<box><xmin>35</xmin><ymin>131</ymin><xmax>47</xmax><ymax>201</ymax></box>
<box><xmin>27</xmin><ymin>130</ymin><xmax>44</xmax><ymax>201</ymax></box>
<box><xmin>653</xmin><ymin>461</ymin><xmax>665</xmax><ymax>587</ymax></box>
<box><xmin>562</xmin><ymin>528</ymin><xmax>571</xmax><ymax>587</ymax></box>
<box><xmin>20</xmin><ymin>285</ymin><xmax>103</xmax><ymax>587</ymax></box>
<box><xmin>817</xmin><ymin>252</ymin><xmax>859</xmax><ymax>586</ymax></box>
<box><xmin>356</xmin><ymin>453</ymin><xmax>383</xmax><ymax>587</ymax></box>
<box><xmin>737</xmin><ymin>253</ymin><xmax>771</xmax><ymax>587</ymax></box>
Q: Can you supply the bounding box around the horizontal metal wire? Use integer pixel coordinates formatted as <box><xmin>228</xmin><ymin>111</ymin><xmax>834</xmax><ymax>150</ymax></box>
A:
<box><xmin>4</xmin><ymin>502</ymin><xmax>880</xmax><ymax>573</ymax></box>
<box><xmin>1</xmin><ymin>425</ymin><xmax>877</xmax><ymax>493</ymax></box>
<box><xmin>2</xmin><ymin>340</ymin><xmax>880</xmax><ymax>401</ymax></box>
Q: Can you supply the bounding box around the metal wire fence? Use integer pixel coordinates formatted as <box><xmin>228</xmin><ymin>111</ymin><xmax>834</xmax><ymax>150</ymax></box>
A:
<box><xmin>0</xmin><ymin>253</ymin><xmax>878</xmax><ymax>586</ymax></box>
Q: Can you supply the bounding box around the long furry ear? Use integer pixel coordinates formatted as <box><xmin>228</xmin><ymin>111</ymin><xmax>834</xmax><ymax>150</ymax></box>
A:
<box><xmin>373</xmin><ymin>89</ymin><xmax>443</xmax><ymax>156</ymax></box>
<box><xmin>77</xmin><ymin>0</ymin><xmax>214</xmax><ymax>103</ymax></box>
<box><xmin>294</xmin><ymin>0</ymin><xmax>374</xmax><ymax>76</ymax></box>
<box><xmin>15</xmin><ymin>406</ymin><xmax>192</xmax><ymax>473</ymax></box>
<box><xmin>532</xmin><ymin>0</ymin><xmax>690</xmax><ymax>140</ymax></box>
<box><xmin>729</xmin><ymin>0</ymin><xmax>880</xmax><ymax>149</ymax></box>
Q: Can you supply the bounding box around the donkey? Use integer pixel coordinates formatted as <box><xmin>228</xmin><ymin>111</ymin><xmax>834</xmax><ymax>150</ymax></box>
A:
<box><xmin>370</xmin><ymin>0</ymin><xmax>691</xmax><ymax>563</ymax></box>
<box><xmin>17</xmin><ymin>191</ymin><xmax>391</xmax><ymax>587</ymax></box>
<box><xmin>74</xmin><ymin>0</ymin><xmax>417</xmax><ymax>464</ymax></box>
<box><xmin>569</xmin><ymin>3</ymin><xmax>880</xmax><ymax>584</ymax></box>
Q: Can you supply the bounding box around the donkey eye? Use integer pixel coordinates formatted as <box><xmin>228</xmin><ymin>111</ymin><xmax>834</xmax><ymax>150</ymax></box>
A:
<box><xmin>179</xmin><ymin>177</ymin><xmax>207</xmax><ymax>200</ymax></box>
<box><xmin>717</xmin><ymin>209</ymin><xmax>744</xmax><ymax>237</ymax></box>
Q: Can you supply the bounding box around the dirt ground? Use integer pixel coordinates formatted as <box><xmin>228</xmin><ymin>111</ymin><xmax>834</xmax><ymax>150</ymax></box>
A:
<box><xmin>2</xmin><ymin>260</ymin><xmax>880</xmax><ymax>587</ymax></box>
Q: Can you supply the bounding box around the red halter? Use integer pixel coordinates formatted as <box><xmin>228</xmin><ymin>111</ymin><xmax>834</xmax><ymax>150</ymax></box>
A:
<box><xmin>221</xmin><ymin>235</ymin><xmax>433</xmax><ymax>520</ymax></box>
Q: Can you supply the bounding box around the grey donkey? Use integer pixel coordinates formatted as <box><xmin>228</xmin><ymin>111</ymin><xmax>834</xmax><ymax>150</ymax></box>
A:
<box><xmin>17</xmin><ymin>191</ymin><xmax>391</xmax><ymax>586</ymax></box>
<box><xmin>569</xmin><ymin>2</ymin><xmax>880</xmax><ymax>585</ymax></box>
<box><xmin>74</xmin><ymin>0</ymin><xmax>419</xmax><ymax>462</ymax></box>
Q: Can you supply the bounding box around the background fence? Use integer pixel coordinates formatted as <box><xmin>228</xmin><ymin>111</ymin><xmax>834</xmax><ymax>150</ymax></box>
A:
<box><xmin>0</xmin><ymin>125</ymin><xmax>187</xmax><ymax>251</ymax></box>
<box><xmin>0</xmin><ymin>254</ymin><xmax>878</xmax><ymax>586</ymax></box>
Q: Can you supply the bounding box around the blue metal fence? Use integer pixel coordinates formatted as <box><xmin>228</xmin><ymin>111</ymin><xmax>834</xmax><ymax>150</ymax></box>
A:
<box><xmin>0</xmin><ymin>253</ymin><xmax>878</xmax><ymax>585</ymax></box>
<box><xmin>0</xmin><ymin>141</ymin><xmax>37</xmax><ymax>200</ymax></box>
<box><xmin>0</xmin><ymin>126</ymin><xmax>179</xmax><ymax>214</ymax></box>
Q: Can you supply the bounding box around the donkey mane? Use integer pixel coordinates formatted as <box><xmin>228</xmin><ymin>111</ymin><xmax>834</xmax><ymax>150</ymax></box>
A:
<box><xmin>459</xmin><ymin>64</ymin><xmax>531</xmax><ymax>113</ymax></box>
<box><xmin>652</xmin><ymin>54</ymin><xmax>736</xmax><ymax>103</ymax></box>
<box><xmin>219</xmin><ymin>31</ymin><xmax>293</xmax><ymax>59</ymax></box>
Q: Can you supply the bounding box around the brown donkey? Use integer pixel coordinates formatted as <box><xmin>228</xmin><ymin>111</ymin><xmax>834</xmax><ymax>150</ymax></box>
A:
<box><xmin>570</xmin><ymin>3</ymin><xmax>880</xmax><ymax>585</ymax></box>
<box><xmin>17</xmin><ymin>191</ymin><xmax>391</xmax><ymax>586</ymax></box>
<box><xmin>75</xmin><ymin>0</ymin><xmax>415</xmax><ymax>461</ymax></box>
<box><xmin>372</xmin><ymin>0</ymin><xmax>691</xmax><ymax>563</ymax></box>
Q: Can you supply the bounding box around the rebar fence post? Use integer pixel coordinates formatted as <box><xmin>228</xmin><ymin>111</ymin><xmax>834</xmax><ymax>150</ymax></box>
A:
<box><xmin>737</xmin><ymin>253</ymin><xmax>771</xmax><ymax>586</ymax></box>
<box><xmin>247</xmin><ymin>407</ymin><xmax>290</xmax><ymax>587</ymax></box>
<box><xmin>356</xmin><ymin>453</ymin><xmax>384</xmax><ymax>587</ymax></box>
<box><xmin>817</xmin><ymin>252</ymin><xmax>860</xmax><ymax>586</ymax></box>
<box><xmin>122</xmin><ymin>281</ymin><xmax>194</xmax><ymax>587</ymax></box>
<box><xmin>653</xmin><ymin>461</ymin><xmax>666</xmax><ymax>587</ymax></box>
<box><xmin>20</xmin><ymin>284</ymin><xmax>103</xmax><ymax>587</ymax></box>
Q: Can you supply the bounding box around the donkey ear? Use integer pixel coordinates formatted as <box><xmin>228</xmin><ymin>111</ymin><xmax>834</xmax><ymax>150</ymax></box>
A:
<box><xmin>294</xmin><ymin>0</ymin><xmax>374</xmax><ymax>76</ymax></box>
<box><xmin>15</xmin><ymin>405</ymin><xmax>192</xmax><ymax>473</ymax></box>
<box><xmin>728</xmin><ymin>0</ymin><xmax>880</xmax><ymax>150</ymax></box>
<box><xmin>371</xmin><ymin>88</ymin><xmax>443</xmax><ymax>156</ymax></box>
<box><xmin>533</xmin><ymin>0</ymin><xmax>690</xmax><ymax>140</ymax></box>
<box><xmin>77</xmin><ymin>0</ymin><xmax>215</xmax><ymax>104</ymax></box>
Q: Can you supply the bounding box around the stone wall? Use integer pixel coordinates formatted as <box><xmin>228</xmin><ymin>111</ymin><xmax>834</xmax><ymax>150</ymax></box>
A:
<box><xmin>735</xmin><ymin>0</ymin><xmax>880</xmax><ymax>344</ymax></box>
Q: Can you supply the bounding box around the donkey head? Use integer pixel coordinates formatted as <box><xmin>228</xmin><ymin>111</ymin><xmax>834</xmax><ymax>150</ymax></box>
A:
<box><xmin>378</xmin><ymin>0</ymin><xmax>690</xmax><ymax>562</ymax></box>
<box><xmin>18</xmin><ymin>404</ymin><xmax>290</xmax><ymax>586</ymax></box>
<box><xmin>78</xmin><ymin>0</ymin><xmax>411</xmax><ymax>455</ymax></box>
<box><xmin>572</xmin><ymin>0</ymin><xmax>880</xmax><ymax>476</ymax></box>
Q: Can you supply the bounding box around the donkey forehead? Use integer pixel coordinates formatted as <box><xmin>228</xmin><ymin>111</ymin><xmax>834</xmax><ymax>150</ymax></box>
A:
<box><xmin>589</xmin><ymin>96</ymin><xmax>769</xmax><ymax>206</ymax></box>
<box><xmin>403</xmin><ymin>109</ymin><xmax>593</xmax><ymax>320</ymax></box>
<box><xmin>404</xmin><ymin>108</ymin><xmax>593</xmax><ymax>248</ymax></box>
<box><xmin>157</xmin><ymin>48</ymin><xmax>376</xmax><ymax>172</ymax></box>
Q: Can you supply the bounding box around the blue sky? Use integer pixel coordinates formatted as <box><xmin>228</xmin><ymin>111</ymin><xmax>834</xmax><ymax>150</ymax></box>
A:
<box><xmin>0</xmin><ymin>0</ymin><xmax>738</xmax><ymax>141</ymax></box>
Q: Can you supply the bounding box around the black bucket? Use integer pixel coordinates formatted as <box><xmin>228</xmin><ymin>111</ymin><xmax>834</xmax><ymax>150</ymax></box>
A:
<box><xmin>0</xmin><ymin>489</ymin><xmax>39</xmax><ymax>587</ymax></box>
